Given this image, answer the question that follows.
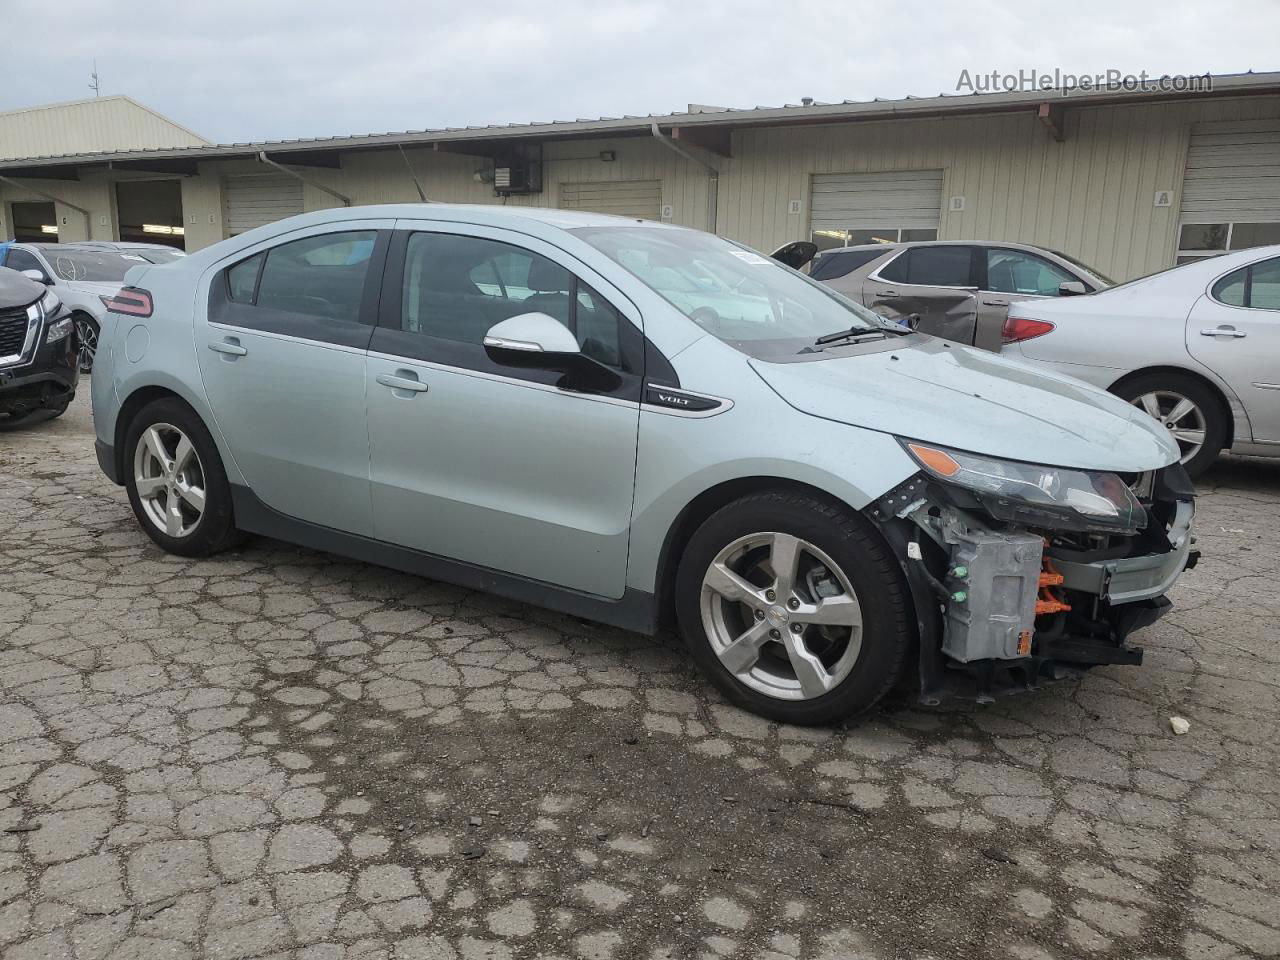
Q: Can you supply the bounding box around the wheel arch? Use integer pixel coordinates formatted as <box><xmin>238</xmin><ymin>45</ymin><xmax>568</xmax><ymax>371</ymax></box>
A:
<box><xmin>1108</xmin><ymin>365</ymin><xmax>1236</xmax><ymax>448</ymax></box>
<box><xmin>111</xmin><ymin>383</ymin><xmax>235</xmax><ymax>485</ymax></box>
<box><xmin>652</xmin><ymin>475</ymin><xmax>879</xmax><ymax>630</ymax></box>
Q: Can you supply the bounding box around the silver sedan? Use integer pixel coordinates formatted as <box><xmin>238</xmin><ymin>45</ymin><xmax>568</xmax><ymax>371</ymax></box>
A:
<box><xmin>998</xmin><ymin>244</ymin><xmax>1280</xmax><ymax>477</ymax></box>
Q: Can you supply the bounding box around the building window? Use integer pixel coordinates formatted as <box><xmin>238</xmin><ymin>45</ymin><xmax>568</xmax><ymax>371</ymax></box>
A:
<box><xmin>1176</xmin><ymin>222</ymin><xmax>1280</xmax><ymax>264</ymax></box>
<box><xmin>810</xmin><ymin>227</ymin><xmax>938</xmax><ymax>252</ymax></box>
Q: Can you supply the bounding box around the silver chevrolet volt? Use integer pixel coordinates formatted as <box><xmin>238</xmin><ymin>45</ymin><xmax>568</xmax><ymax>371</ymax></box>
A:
<box><xmin>92</xmin><ymin>205</ymin><xmax>1197</xmax><ymax>724</ymax></box>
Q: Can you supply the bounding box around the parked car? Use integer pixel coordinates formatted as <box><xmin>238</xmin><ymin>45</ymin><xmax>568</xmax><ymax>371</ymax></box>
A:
<box><xmin>778</xmin><ymin>240</ymin><xmax>1112</xmax><ymax>351</ymax></box>
<box><xmin>0</xmin><ymin>242</ymin><xmax>168</xmax><ymax>373</ymax></box>
<box><xmin>92</xmin><ymin>205</ymin><xmax>1195</xmax><ymax>724</ymax></box>
<box><xmin>0</xmin><ymin>265</ymin><xmax>78</xmax><ymax>425</ymax></box>
<box><xmin>1000</xmin><ymin>245</ymin><xmax>1280</xmax><ymax>477</ymax></box>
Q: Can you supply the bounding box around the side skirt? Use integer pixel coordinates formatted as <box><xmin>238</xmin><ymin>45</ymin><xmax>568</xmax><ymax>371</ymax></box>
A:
<box><xmin>230</xmin><ymin>485</ymin><xmax>659</xmax><ymax>636</ymax></box>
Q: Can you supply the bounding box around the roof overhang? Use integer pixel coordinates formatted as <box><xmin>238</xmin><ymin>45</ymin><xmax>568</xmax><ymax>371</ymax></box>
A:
<box><xmin>1</xmin><ymin>70</ymin><xmax>1277</xmax><ymax>178</ymax></box>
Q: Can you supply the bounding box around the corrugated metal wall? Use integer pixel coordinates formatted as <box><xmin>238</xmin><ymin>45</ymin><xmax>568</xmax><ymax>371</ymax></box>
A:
<box><xmin>6</xmin><ymin>93</ymin><xmax>1280</xmax><ymax>281</ymax></box>
<box><xmin>0</xmin><ymin>96</ymin><xmax>207</xmax><ymax>160</ymax></box>
<box><xmin>717</xmin><ymin>95</ymin><xmax>1280</xmax><ymax>281</ymax></box>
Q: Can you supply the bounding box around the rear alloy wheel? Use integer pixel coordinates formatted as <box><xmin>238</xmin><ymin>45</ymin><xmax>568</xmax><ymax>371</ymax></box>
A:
<box><xmin>676</xmin><ymin>491</ymin><xmax>911</xmax><ymax>725</ymax></box>
<box><xmin>75</xmin><ymin>315</ymin><xmax>99</xmax><ymax>374</ymax></box>
<box><xmin>1115</xmin><ymin>373</ymin><xmax>1226</xmax><ymax>479</ymax></box>
<box><xmin>124</xmin><ymin>397</ymin><xmax>243</xmax><ymax>556</ymax></box>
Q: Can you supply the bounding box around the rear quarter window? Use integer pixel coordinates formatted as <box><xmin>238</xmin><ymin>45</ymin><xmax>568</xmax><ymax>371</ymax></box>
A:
<box><xmin>809</xmin><ymin>249</ymin><xmax>885</xmax><ymax>281</ymax></box>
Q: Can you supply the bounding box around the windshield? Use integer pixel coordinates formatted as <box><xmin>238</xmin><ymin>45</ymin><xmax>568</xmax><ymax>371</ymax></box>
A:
<box><xmin>1047</xmin><ymin>248</ymin><xmax>1114</xmax><ymax>287</ymax></box>
<box><xmin>45</xmin><ymin>249</ymin><xmax>149</xmax><ymax>283</ymax></box>
<box><xmin>571</xmin><ymin>226</ymin><xmax>892</xmax><ymax>355</ymax></box>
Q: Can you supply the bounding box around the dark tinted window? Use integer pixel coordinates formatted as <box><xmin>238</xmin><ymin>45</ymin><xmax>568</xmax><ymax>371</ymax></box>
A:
<box><xmin>904</xmin><ymin>246</ymin><xmax>973</xmax><ymax>286</ymax></box>
<box><xmin>227</xmin><ymin>253</ymin><xmax>264</xmax><ymax>303</ymax></box>
<box><xmin>877</xmin><ymin>251</ymin><xmax>909</xmax><ymax>283</ymax></box>
<box><xmin>1212</xmin><ymin>266</ymin><xmax>1248</xmax><ymax>307</ymax></box>
<box><xmin>810</xmin><ymin>249</ymin><xmax>885</xmax><ymax>281</ymax></box>
<box><xmin>402</xmin><ymin>233</ymin><xmax>620</xmax><ymax>367</ymax></box>
<box><xmin>253</xmin><ymin>232</ymin><xmax>374</xmax><ymax>323</ymax></box>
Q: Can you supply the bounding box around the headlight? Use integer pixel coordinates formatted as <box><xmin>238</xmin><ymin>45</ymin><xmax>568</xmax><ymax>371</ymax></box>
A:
<box><xmin>45</xmin><ymin>317</ymin><xmax>74</xmax><ymax>344</ymax></box>
<box><xmin>901</xmin><ymin>440</ymin><xmax>1146</xmax><ymax>534</ymax></box>
<box><xmin>38</xmin><ymin>289</ymin><xmax>61</xmax><ymax>318</ymax></box>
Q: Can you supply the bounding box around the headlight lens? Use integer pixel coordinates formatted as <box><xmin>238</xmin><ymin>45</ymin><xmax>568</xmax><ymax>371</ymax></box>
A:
<box><xmin>45</xmin><ymin>317</ymin><xmax>74</xmax><ymax>344</ymax></box>
<box><xmin>902</xmin><ymin>440</ymin><xmax>1146</xmax><ymax>534</ymax></box>
<box><xmin>38</xmin><ymin>289</ymin><xmax>61</xmax><ymax>318</ymax></box>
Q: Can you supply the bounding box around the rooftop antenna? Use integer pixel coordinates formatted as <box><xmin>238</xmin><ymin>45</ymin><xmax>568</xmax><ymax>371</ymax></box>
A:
<box><xmin>89</xmin><ymin>61</ymin><xmax>100</xmax><ymax>97</ymax></box>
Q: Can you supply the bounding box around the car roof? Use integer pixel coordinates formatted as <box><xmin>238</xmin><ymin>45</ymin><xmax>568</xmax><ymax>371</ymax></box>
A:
<box><xmin>816</xmin><ymin>239</ymin><xmax>1064</xmax><ymax>256</ymax></box>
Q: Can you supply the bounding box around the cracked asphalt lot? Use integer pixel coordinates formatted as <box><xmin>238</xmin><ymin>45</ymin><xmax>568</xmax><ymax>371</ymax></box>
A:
<box><xmin>2</xmin><ymin>391</ymin><xmax>1279</xmax><ymax>960</ymax></box>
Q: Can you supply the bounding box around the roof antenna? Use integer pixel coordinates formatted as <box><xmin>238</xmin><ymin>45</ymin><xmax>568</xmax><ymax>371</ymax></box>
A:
<box><xmin>89</xmin><ymin>60</ymin><xmax>100</xmax><ymax>97</ymax></box>
<box><xmin>399</xmin><ymin>145</ymin><xmax>429</xmax><ymax>202</ymax></box>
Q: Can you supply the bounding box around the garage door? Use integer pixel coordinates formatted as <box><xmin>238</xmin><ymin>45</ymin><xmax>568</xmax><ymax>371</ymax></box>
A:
<box><xmin>1178</xmin><ymin>120</ymin><xmax>1280</xmax><ymax>261</ymax></box>
<box><xmin>810</xmin><ymin>170</ymin><xmax>944</xmax><ymax>249</ymax></box>
<box><xmin>559</xmin><ymin>180</ymin><xmax>662</xmax><ymax>220</ymax></box>
<box><xmin>224</xmin><ymin>174</ymin><xmax>304</xmax><ymax>235</ymax></box>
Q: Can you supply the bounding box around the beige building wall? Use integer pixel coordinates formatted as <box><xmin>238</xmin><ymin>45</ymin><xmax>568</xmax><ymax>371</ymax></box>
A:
<box><xmin>0</xmin><ymin>96</ymin><xmax>208</xmax><ymax>160</ymax></box>
<box><xmin>5</xmin><ymin>93</ymin><xmax>1279</xmax><ymax>282</ymax></box>
<box><xmin>718</xmin><ymin>93</ymin><xmax>1280</xmax><ymax>281</ymax></box>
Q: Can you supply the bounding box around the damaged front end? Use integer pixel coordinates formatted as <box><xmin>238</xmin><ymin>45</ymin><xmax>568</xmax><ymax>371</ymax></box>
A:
<box><xmin>869</xmin><ymin>442</ymin><xmax>1198</xmax><ymax>705</ymax></box>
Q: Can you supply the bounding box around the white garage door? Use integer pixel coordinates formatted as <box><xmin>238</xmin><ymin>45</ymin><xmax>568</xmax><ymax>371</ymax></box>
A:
<box><xmin>559</xmin><ymin>180</ymin><xmax>662</xmax><ymax>220</ymax></box>
<box><xmin>810</xmin><ymin>170</ymin><xmax>944</xmax><ymax>248</ymax></box>
<box><xmin>224</xmin><ymin>174</ymin><xmax>305</xmax><ymax>235</ymax></box>
<box><xmin>1178</xmin><ymin>120</ymin><xmax>1280</xmax><ymax>261</ymax></box>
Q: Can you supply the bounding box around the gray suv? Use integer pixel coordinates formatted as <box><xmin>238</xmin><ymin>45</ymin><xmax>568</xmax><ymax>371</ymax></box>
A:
<box><xmin>91</xmin><ymin>205</ymin><xmax>1194</xmax><ymax>725</ymax></box>
<box><xmin>797</xmin><ymin>241</ymin><xmax>1112</xmax><ymax>350</ymax></box>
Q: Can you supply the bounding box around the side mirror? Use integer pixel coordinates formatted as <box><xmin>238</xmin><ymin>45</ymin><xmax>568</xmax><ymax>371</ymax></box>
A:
<box><xmin>483</xmin><ymin>312</ymin><xmax>620</xmax><ymax>393</ymax></box>
<box><xmin>1058</xmin><ymin>280</ymin><xmax>1087</xmax><ymax>296</ymax></box>
<box><xmin>21</xmin><ymin>269</ymin><xmax>52</xmax><ymax>285</ymax></box>
<box><xmin>769</xmin><ymin>240</ymin><xmax>818</xmax><ymax>270</ymax></box>
<box><xmin>483</xmin><ymin>312</ymin><xmax>582</xmax><ymax>366</ymax></box>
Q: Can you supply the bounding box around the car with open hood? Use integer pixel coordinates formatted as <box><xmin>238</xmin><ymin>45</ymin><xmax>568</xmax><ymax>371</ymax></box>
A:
<box><xmin>0</xmin><ymin>265</ymin><xmax>78</xmax><ymax>425</ymax></box>
<box><xmin>91</xmin><ymin>205</ymin><xmax>1196</xmax><ymax>724</ymax></box>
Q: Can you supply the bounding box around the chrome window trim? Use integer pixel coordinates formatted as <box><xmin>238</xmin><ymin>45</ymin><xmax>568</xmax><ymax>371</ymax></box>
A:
<box><xmin>0</xmin><ymin>304</ymin><xmax>43</xmax><ymax>369</ymax></box>
<box><xmin>207</xmin><ymin>320</ymin><xmax>368</xmax><ymax>356</ymax></box>
<box><xmin>366</xmin><ymin>349</ymin><xmax>640</xmax><ymax>410</ymax></box>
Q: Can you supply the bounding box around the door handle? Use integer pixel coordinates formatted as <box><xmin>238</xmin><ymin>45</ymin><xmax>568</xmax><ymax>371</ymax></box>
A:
<box><xmin>208</xmin><ymin>339</ymin><xmax>247</xmax><ymax>357</ymax></box>
<box><xmin>982</xmin><ymin>299</ymin><xmax>1009</xmax><ymax>307</ymax></box>
<box><xmin>879</xmin><ymin>291</ymin><xmax>899</xmax><ymax>298</ymax></box>
<box><xmin>376</xmin><ymin>372</ymin><xmax>429</xmax><ymax>393</ymax></box>
<box><xmin>1200</xmin><ymin>326</ymin><xmax>1247</xmax><ymax>339</ymax></box>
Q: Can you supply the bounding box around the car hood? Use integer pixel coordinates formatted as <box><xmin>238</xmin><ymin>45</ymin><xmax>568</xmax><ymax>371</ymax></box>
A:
<box><xmin>749</xmin><ymin>336</ymin><xmax>1178</xmax><ymax>472</ymax></box>
<box><xmin>0</xmin><ymin>266</ymin><xmax>42</xmax><ymax>309</ymax></box>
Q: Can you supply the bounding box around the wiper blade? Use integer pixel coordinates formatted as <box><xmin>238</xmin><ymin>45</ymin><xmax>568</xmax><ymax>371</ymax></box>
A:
<box><xmin>814</xmin><ymin>327</ymin><xmax>893</xmax><ymax>346</ymax></box>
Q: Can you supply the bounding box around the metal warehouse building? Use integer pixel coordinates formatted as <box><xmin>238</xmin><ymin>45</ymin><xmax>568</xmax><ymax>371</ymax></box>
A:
<box><xmin>2</xmin><ymin>72</ymin><xmax>1279</xmax><ymax>281</ymax></box>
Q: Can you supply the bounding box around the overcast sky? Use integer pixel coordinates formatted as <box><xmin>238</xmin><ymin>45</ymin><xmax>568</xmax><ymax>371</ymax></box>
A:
<box><xmin>2</xmin><ymin>0</ymin><xmax>1276</xmax><ymax>144</ymax></box>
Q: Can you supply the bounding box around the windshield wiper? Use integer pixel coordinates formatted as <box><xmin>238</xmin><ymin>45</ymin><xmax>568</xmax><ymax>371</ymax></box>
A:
<box><xmin>813</xmin><ymin>325</ymin><xmax>908</xmax><ymax>346</ymax></box>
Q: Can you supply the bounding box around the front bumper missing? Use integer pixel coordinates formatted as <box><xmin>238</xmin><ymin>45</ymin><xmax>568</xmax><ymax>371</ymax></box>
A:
<box><xmin>871</xmin><ymin>469</ymin><xmax>1197</xmax><ymax>705</ymax></box>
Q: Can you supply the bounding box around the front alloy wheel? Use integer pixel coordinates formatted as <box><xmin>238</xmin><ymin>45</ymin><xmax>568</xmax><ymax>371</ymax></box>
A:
<box><xmin>700</xmin><ymin>532</ymin><xmax>863</xmax><ymax>701</ymax></box>
<box><xmin>133</xmin><ymin>422</ymin><xmax>207</xmax><ymax>538</ymax></box>
<box><xmin>676</xmin><ymin>491</ymin><xmax>911</xmax><ymax>725</ymax></box>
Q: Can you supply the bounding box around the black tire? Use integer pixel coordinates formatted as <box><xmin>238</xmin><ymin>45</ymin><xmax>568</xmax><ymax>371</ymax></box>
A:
<box><xmin>74</xmin><ymin>314</ymin><xmax>99</xmax><ymax>374</ymax></box>
<box><xmin>123</xmin><ymin>397</ymin><xmax>243</xmax><ymax>557</ymax></box>
<box><xmin>1112</xmin><ymin>372</ymin><xmax>1227</xmax><ymax>480</ymax></box>
<box><xmin>675</xmin><ymin>490</ymin><xmax>912</xmax><ymax>726</ymax></box>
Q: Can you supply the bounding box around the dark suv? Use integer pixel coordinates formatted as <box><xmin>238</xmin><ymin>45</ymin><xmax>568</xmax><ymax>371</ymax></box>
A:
<box><xmin>0</xmin><ymin>266</ymin><xmax>79</xmax><ymax>425</ymax></box>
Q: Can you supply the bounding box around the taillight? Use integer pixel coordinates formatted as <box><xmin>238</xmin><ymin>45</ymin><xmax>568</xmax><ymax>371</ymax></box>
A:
<box><xmin>105</xmin><ymin>287</ymin><xmax>153</xmax><ymax>318</ymax></box>
<box><xmin>1002</xmin><ymin>315</ymin><xmax>1055</xmax><ymax>344</ymax></box>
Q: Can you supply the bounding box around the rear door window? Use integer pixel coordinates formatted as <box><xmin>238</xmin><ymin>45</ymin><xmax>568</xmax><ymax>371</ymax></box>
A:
<box><xmin>877</xmin><ymin>246</ymin><xmax>975</xmax><ymax>287</ymax></box>
<box><xmin>809</xmin><ymin>249</ymin><xmax>886</xmax><ymax>282</ymax></box>
<box><xmin>211</xmin><ymin>230</ymin><xmax>382</xmax><ymax>348</ymax></box>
